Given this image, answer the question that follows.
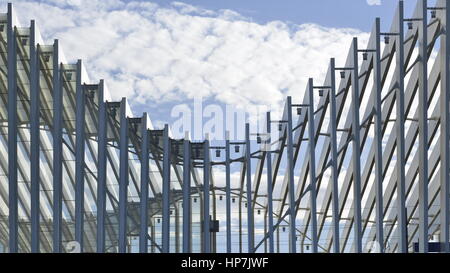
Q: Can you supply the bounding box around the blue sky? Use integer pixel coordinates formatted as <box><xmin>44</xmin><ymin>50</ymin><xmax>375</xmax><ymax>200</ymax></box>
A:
<box><xmin>149</xmin><ymin>0</ymin><xmax>416</xmax><ymax>32</ymax></box>
<box><xmin>4</xmin><ymin>0</ymin><xmax>427</xmax><ymax>139</ymax></box>
<box><xmin>2</xmin><ymin>0</ymin><xmax>440</xmax><ymax>252</ymax></box>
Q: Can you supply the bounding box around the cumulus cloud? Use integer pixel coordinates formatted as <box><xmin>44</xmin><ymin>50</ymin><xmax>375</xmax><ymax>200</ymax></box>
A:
<box><xmin>367</xmin><ymin>0</ymin><xmax>381</xmax><ymax>6</ymax></box>
<box><xmin>5</xmin><ymin>0</ymin><xmax>369</xmax><ymax>123</ymax></box>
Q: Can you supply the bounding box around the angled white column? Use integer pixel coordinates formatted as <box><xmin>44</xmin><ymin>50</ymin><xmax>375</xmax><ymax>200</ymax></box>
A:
<box><xmin>439</xmin><ymin>0</ymin><xmax>450</xmax><ymax>253</ymax></box>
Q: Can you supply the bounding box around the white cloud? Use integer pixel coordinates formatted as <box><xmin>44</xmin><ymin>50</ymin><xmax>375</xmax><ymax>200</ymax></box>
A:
<box><xmin>367</xmin><ymin>0</ymin><xmax>381</xmax><ymax>6</ymax></box>
<box><xmin>5</xmin><ymin>0</ymin><xmax>369</xmax><ymax>122</ymax></box>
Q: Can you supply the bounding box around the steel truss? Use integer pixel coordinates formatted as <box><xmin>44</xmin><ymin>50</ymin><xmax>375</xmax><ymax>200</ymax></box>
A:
<box><xmin>0</xmin><ymin>0</ymin><xmax>449</xmax><ymax>253</ymax></box>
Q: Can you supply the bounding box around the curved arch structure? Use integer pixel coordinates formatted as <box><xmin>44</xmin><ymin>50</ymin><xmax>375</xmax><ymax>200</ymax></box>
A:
<box><xmin>0</xmin><ymin>0</ymin><xmax>450</xmax><ymax>253</ymax></box>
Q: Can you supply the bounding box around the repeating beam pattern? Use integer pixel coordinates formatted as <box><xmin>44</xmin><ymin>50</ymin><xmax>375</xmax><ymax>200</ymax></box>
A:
<box><xmin>0</xmin><ymin>0</ymin><xmax>449</xmax><ymax>253</ymax></box>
